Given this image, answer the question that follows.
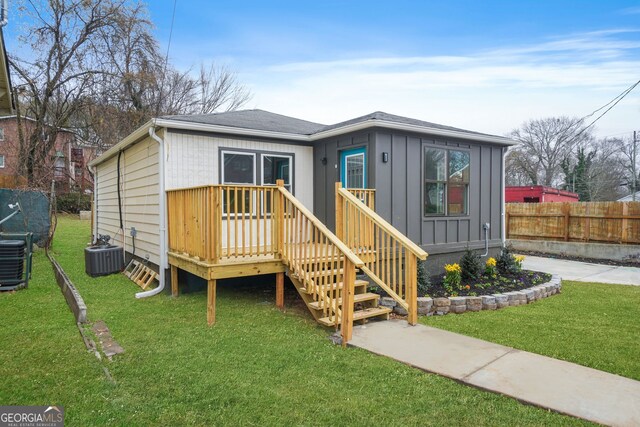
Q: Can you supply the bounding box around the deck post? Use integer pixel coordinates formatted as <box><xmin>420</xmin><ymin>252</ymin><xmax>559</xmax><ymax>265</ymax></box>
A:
<box><xmin>170</xmin><ymin>265</ymin><xmax>179</xmax><ymax>297</ymax></box>
<box><xmin>207</xmin><ymin>279</ymin><xmax>217</xmax><ymax>326</ymax></box>
<box><xmin>406</xmin><ymin>253</ymin><xmax>418</xmax><ymax>325</ymax></box>
<box><xmin>335</xmin><ymin>182</ymin><xmax>344</xmax><ymax>241</ymax></box>
<box><xmin>275</xmin><ymin>180</ymin><xmax>285</xmax><ymax>258</ymax></box>
<box><xmin>276</xmin><ymin>271</ymin><xmax>285</xmax><ymax>310</ymax></box>
<box><xmin>341</xmin><ymin>258</ymin><xmax>355</xmax><ymax>346</ymax></box>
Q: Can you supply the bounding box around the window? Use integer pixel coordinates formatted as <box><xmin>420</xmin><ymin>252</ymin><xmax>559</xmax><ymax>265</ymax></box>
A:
<box><xmin>0</xmin><ymin>128</ymin><xmax>4</xmax><ymax>141</ymax></box>
<box><xmin>0</xmin><ymin>155</ymin><xmax>4</xmax><ymax>168</ymax></box>
<box><xmin>221</xmin><ymin>151</ymin><xmax>255</xmax><ymax>214</ymax></box>
<box><xmin>221</xmin><ymin>151</ymin><xmax>255</xmax><ymax>184</ymax></box>
<box><xmin>262</xmin><ymin>154</ymin><xmax>291</xmax><ymax>192</ymax></box>
<box><xmin>423</xmin><ymin>147</ymin><xmax>470</xmax><ymax>216</ymax></box>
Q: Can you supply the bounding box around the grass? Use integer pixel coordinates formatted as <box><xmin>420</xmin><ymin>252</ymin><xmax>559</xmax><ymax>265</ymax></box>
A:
<box><xmin>421</xmin><ymin>281</ymin><xmax>640</xmax><ymax>381</ymax></box>
<box><xmin>0</xmin><ymin>216</ymin><xmax>590</xmax><ymax>426</ymax></box>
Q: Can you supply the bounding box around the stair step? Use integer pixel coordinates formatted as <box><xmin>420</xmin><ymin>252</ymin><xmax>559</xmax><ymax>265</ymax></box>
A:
<box><xmin>318</xmin><ymin>306</ymin><xmax>392</xmax><ymax>327</ymax></box>
<box><xmin>353</xmin><ymin>306</ymin><xmax>392</xmax><ymax>321</ymax></box>
<box><xmin>308</xmin><ymin>292</ymin><xmax>380</xmax><ymax>310</ymax></box>
<box><xmin>298</xmin><ymin>279</ymin><xmax>368</xmax><ymax>295</ymax></box>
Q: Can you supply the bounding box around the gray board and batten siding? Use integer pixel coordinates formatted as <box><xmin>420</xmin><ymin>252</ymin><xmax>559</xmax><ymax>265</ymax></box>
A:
<box><xmin>313</xmin><ymin>127</ymin><xmax>506</xmax><ymax>256</ymax></box>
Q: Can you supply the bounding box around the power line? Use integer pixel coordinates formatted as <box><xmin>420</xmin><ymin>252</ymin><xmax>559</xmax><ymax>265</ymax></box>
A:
<box><xmin>155</xmin><ymin>0</ymin><xmax>178</xmax><ymax>117</ymax></box>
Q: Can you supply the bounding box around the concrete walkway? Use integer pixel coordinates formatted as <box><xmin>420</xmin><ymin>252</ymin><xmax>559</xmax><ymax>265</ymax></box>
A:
<box><xmin>350</xmin><ymin>320</ymin><xmax>640</xmax><ymax>426</ymax></box>
<box><xmin>522</xmin><ymin>255</ymin><xmax>640</xmax><ymax>286</ymax></box>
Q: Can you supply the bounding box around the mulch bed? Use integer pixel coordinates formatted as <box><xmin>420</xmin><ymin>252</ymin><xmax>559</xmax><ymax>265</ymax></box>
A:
<box><xmin>423</xmin><ymin>270</ymin><xmax>552</xmax><ymax>298</ymax></box>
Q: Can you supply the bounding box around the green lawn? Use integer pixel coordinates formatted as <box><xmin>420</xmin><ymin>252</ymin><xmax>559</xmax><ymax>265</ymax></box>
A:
<box><xmin>0</xmin><ymin>216</ymin><xmax>589</xmax><ymax>426</ymax></box>
<box><xmin>422</xmin><ymin>280</ymin><xmax>640</xmax><ymax>381</ymax></box>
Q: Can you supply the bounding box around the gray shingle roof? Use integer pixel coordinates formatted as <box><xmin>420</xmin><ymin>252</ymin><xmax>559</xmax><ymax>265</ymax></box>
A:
<box><xmin>162</xmin><ymin>109</ymin><xmax>325</xmax><ymax>135</ymax></box>
<box><xmin>162</xmin><ymin>109</ymin><xmax>504</xmax><ymax>140</ymax></box>
<box><xmin>315</xmin><ymin>111</ymin><xmax>493</xmax><ymax>137</ymax></box>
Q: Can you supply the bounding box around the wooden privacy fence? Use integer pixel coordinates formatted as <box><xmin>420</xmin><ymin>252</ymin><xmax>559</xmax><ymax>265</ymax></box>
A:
<box><xmin>0</xmin><ymin>175</ymin><xmax>27</xmax><ymax>189</ymax></box>
<box><xmin>506</xmin><ymin>202</ymin><xmax>640</xmax><ymax>244</ymax></box>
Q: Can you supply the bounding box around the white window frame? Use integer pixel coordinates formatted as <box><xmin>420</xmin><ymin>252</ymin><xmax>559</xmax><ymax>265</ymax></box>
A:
<box><xmin>343</xmin><ymin>152</ymin><xmax>366</xmax><ymax>189</ymax></box>
<box><xmin>260</xmin><ymin>153</ymin><xmax>293</xmax><ymax>191</ymax></box>
<box><xmin>0</xmin><ymin>128</ymin><xmax>4</xmax><ymax>141</ymax></box>
<box><xmin>0</xmin><ymin>154</ymin><xmax>4</xmax><ymax>168</ymax></box>
<box><xmin>220</xmin><ymin>150</ymin><xmax>256</xmax><ymax>185</ymax></box>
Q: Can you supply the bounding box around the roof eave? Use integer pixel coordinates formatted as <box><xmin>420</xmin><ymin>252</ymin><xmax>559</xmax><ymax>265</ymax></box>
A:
<box><xmin>88</xmin><ymin>120</ymin><xmax>153</xmax><ymax>167</ymax></box>
<box><xmin>154</xmin><ymin>118</ymin><xmax>311</xmax><ymax>141</ymax></box>
<box><xmin>310</xmin><ymin>119</ymin><xmax>518</xmax><ymax>146</ymax></box>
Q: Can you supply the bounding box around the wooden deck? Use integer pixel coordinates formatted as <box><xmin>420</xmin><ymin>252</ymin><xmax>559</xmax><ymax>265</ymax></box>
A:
<box><xmin>166</xmin><ymin>182</ymin><xmax>427</xmax><ymax>345</ymax></box>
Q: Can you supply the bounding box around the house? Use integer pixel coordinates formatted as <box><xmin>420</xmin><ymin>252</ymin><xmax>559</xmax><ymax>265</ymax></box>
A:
<box><xmin>506</xmin><ymin>185</ymin><xmax>579</xmax><ymax>203</ymax></box>
<box><xmin>89</xmin><ymin>109</ymin><xmax>515</xmax><ymax>340</ymax></box>
<box><xmin>0</xmin><ymin>116</ymin><xmax>95</xmax><ymax>191</ymax></box>
<box><xmin>618</xmin><ymin>191</ymin><xmax>639</xmax><ymax>202</ymax></box>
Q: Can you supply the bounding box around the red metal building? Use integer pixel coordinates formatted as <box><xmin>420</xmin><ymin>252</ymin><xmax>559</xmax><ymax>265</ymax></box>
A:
<box><xmin>505</xmin><ymin>186</ymin><xmax>579</xmax><ymax>203</ymax></box>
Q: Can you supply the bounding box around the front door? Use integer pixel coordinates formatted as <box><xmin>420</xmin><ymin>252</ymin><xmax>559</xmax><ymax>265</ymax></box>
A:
<box><xmin>340</xmin><ymin>147</ymin><xmax>366</xmax><ymax>188</ymax></box>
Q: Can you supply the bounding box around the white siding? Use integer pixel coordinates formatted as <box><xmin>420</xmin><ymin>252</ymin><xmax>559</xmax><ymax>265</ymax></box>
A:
<box><xmin>165</xmin><ymin>131</ymin><xmax>314</xmax><ymax>210</ymax></box>
<box><xmin>95</xmin><ymin>135</ymin><xmax>161</xmax><ymax>265</ymax></box>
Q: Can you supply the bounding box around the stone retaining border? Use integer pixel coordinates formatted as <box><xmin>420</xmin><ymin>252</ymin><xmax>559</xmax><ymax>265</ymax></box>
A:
<box><xmin>380</xmin><ymin>274</ymin><xmax>562</xmax><ymax>317</ymax></box>
<box><xmin>47</xmin><ymin>251</ymin><xmax>88</xmax><ymax>323</ymax></box>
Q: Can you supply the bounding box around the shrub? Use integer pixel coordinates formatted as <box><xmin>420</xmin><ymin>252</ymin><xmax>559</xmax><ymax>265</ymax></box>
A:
<box><xmin>496</xmin><ymin>246</ymin><xmax>519</xmax><ymax>275</ymax></box>
<box><xmin>417</xmin><ymin>260</ymin><xmax>431</xmax><ymax>296</ymax></box>
<box><xmin>443</xmin><ymin>263</ymin><xmax>462</xmax><ymax>296</ymax></box>
<box><xmin>460</xmin><ymin>248</ymin><xmax>482</xmax><ymax>283</ymax></box>
<box><xmin>56</xmin><ymin>192</ymin><xmax>91</xmax><ymax>214</ymax></box>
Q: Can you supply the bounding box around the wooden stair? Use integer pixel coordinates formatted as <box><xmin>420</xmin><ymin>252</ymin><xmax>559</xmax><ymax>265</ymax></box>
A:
<box><xmin>289</xmin><ymin>265</ymin><xmax>391</xmax><ymax>328</ymax></box>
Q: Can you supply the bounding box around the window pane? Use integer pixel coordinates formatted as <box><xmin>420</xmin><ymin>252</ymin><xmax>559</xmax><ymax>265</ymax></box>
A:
<box><xmin>346</xmin><ymin>153</ymin><xmax>365</xmax><ymax>188</ymax></box>
<box><xmin>424</xmin><ymin>182</ymin><xmax>445</xmax><ymax>215</ymax></box>
<box><xmin>223</xmin><ymin>153</ymin><xmax>254</xmax><ymax>184</ymax></box>
<box><xmin>424</xmin><ymin>148</ymin><xmax>446</xmax><ymax>181</ymax></box>
<box><xmin>448</xmin><ymin>184</ymin><xmax>469</xmax><ymax>215</ymax></box>
<box><xmin>449</xmin><ymin>150</ymin><xmax>470</xmax><ymax>183</ymax></box>
<box><xmin>0</xmin><ymin>155</ymin><xmax>4</xmax><ymax>167</ymax></box>
<box><xmin>263</xmin><ymin>155</ymin><xmax>290</xmax><ymax>185</ymax></box>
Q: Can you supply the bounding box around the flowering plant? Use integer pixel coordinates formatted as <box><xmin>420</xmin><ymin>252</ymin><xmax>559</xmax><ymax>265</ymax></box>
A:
<box><xmin>485</xmin><ymin>257</ymin><xmax>497</xmax><ymax>277</ymax></box>
<box><xmin>514</xmin><ymin>255</ymin><xmax>525</xmax><ymax>271</ymax></box>
<box><xmin>443</xmin><ymin>263</ymin><xmax>462</xmax><ymax>295</ymax></box>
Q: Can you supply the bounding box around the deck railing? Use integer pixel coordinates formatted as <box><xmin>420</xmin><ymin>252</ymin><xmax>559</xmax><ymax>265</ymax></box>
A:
<box><xmin>278</xmin><ymin>181</ymin><xmax>364</xmax><ymax>341</ymax></box>
<box><xmin>167</xmin><ymin>182</ymin><xmax>365</xmax><ymax>343</ymax></box>
<box><xmin>346</xmin><ymin>188</ymin><xmax>375</xmax><ymax>210</ymax></box>
<box><xmin>167</xmin><ymin>185</ymin><xmax>278</xmax><ymax>262</ymax></box>
<box><xmin>336</xmin><ymin>183</ymin><xmax>428</xmax><ymax>324</ymax></box>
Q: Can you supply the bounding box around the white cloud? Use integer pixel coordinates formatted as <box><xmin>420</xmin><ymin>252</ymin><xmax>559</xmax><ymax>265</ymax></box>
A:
<box><xmin>242</xmin><ymin>29</ymin><xmax>640</xmax><ymax>138</ymax></box>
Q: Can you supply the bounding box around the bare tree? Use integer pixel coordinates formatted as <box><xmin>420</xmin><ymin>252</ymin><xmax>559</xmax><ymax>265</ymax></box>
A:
<box><xmin>612</xmin><ymin>134</ymin><xmax>639</xmax><ymax>200</ymax></box>
<box><xmin>506</xmin><ymin>117</ymin><xmax>594</xmax><ymax>187</ymax></box>
<box><xmin>9</xmin><ymin>0</ymin><xmax>124</xmax><ymax>187</ymax></box>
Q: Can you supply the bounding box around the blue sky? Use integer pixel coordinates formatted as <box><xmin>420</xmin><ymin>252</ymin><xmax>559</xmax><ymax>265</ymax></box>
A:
<box><xmin>8</xmin><ymin>1</ymin><xmax>640</xmax><ymax>137</ymax></box>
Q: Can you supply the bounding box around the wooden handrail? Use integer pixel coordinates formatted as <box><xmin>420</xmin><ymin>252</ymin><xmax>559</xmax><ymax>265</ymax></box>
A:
<box><xmin>338</xmin><ymin>187</ymin><xmax>427</xmax><ymax>260</ymax></box>
<box><xmin>279</xmin><ymin>186</ymin><xmax>365</xmax><ymax>268</ymax></box>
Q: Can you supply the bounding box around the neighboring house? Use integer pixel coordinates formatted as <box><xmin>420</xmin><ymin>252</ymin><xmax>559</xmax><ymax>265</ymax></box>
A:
<box><xmin>618</xmin><ymin>191</ymin><xmax>640</xmax><ymax>202</ymax></box>
<box><xmin>0</xmin><ymin>116</ymin><xmax>94</xmax><ymax>192</ymax></box>
<box><xmin>506</xmin><ymin>185</ymin><xmax>579</xmax><ymax>203</ymax></box>
<box><xmin>0</xmin><ymin>28</ymin><xmax>14</xmax><ymax>116</ymax></box>
<box><xmin>89</xmin><ymin>109</ymin><xmax>516</xmax><ymax>273</ymax></box>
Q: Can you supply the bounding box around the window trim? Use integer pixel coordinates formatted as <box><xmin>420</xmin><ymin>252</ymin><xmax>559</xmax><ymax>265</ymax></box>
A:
<box><xmin>220</xmin><ymin>150</ymin><xmax>256</xmax><ymax>185</ymax></box>
<box><xmin>260</xmin><ymin>153</ymin><xmax>293</xmax><ymax>191</ymax></box>
<box><xmin>0</xmin><ymin>154</ymin><xmax>4</xmax><ymax>168</ymax></box>
<box><xmin>422</xmin><ymin>144</ymin><xmax>471</xmax><ymax>218</ymax></box>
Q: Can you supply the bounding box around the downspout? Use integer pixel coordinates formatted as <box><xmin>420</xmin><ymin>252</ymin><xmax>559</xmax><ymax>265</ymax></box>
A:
<box><xmin>136</xmin><ymin>122</ymin><xmax>167</xmax><ymax>298</ymax></box>
<box><xmin>501</xmin><ymin>146</ymin><xmax>507</xmax><ymax>246</ymax></box>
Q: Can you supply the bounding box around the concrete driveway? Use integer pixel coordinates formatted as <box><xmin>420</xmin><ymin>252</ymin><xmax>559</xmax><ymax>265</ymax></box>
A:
<box><xmin>522</xmin><ymin>255</ymin><xmax>640</xmax><ymax>286</ymax></box>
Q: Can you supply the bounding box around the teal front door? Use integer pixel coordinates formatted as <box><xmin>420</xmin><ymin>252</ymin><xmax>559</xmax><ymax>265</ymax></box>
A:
<box><xmin>340</xmin><ymin>147</ymin><xmax>366</xmax><ymax>188</ymax></box>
